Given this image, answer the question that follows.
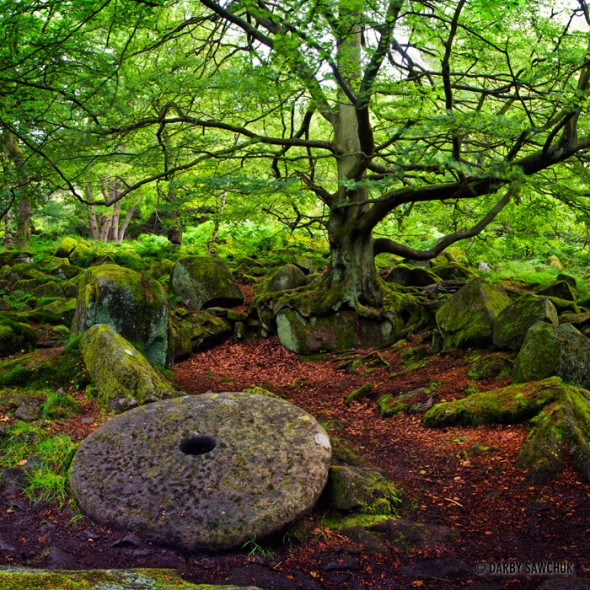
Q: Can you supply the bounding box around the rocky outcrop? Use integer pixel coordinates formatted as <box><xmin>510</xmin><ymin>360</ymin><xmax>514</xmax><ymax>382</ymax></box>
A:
<box><xmin>277</xmin><ymin>309</ymin><xmax>395</xmax><ymax>354</ymax></box>
<box><xmin>167</xmin><ymin>308</ymin><xmax>232</xmax><ymax>362</ymax></box>
<box><xmin>72</xmin><ymin>264</ymin><xmax>168</xmax><ymax>366</ymax></box>
<box><xmin>513</xmin><ymin>322</ymin><xmax>590</xmax><ymax>388</ymax></box>
<box><xmin>170</xmin><ymin>256</ymin><xmax>244</xmax><ymax>310</ymax></box>
<box><xmin>80</xmin><ymin>324</ymin><xmax>177</xmax><ymax>411</ymax></box>
<box><xmin>435</xmin><ymin>278</ymin><xmax>511</xmax><ymax>349</ymax></box>
<box><xmin>493</xmin><ymin>294</ymin><xmax>558</xmax><ymax>351</ymax></box>
<box><xmin>70</xmin><ymin>392</ymin><xmax>332</xmax><ymax>551</ymax></box>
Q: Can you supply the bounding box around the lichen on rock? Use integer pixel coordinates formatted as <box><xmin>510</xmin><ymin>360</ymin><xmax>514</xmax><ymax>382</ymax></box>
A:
<box><xmin>80</xmin><ymin>324</ymin><xmax>177</xmax><ymax>411</ymax></box>
<box><xmin>71</xmin><ymin>264</ymin><xmax>168</xmax><ymax>366</ymax></box>
<box><xmin>170</xmin><ymin>256</ymin><xmax>244</xmax><ymax>310</ymax></box>
<box><xmin>436</xmin><ymin>278</ymin><xmax>511</xmax><ymax>349</ymax></box>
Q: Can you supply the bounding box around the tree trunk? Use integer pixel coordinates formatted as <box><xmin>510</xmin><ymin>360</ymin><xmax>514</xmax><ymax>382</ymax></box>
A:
<box><xmin>4</xmin><ymin>207</ymin><xmax>13</xmax><ymax>249</ymax></box>
<box><xmin>15</xmin><ymin>196</ymin><xmax>31</xmax><ymax>250</ymax></box>
<box><xmin>118</xmin><ymin>206</ymin><xmax>135</xmax><ymax>242</ymax></box>
<box><xmin>110</xmin><ymin>199</ymin><xmax>121</xmax><ymax>241</ymax></box>
<box><xmin>88</xmin><ymin>206</ymin><xmax>99</xmax><ymax>239</ymax></box>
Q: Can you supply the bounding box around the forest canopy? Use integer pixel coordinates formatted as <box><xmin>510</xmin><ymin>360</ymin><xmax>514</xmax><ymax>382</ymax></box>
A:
<box><xmin>2</xmin><ymin>0</ymin><xmax>590</xmax><ymax>312</ymax></box>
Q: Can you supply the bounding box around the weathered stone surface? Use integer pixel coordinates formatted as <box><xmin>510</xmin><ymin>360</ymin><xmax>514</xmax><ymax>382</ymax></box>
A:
<box><xmin>277</xmin><ymin>309</ymin><xmax>395</xmax><ymax>354</ymax></box>
<box><xmin>266</xmin><ymin>263</ymin><xmax>307</xmax><ymax>292</ymax></box>
<box><xmin>70</xmin><ymin>392</ymin><xmax>332</xmax><ymax>551</ymax></box>
<box><xmin>170</xmin><ymin>256</ymin><xmax>244</xmax><ymax>310</ymax></box>
<box><xmin>493</xmin><ymin>295</ymin><xmax>558</xmax><ymax>351</ymax></box>
<box><xmin>80</xmin><ymin>324</ymin><xmax>177</xmax><ymax>411</ymax></box>
<box><xmin>323</xmin><ymin>465</ymin><xmax>400</xmax><ymax>514</ymax></box>
<box><xmin>0</xmin><ymin>568</ymin><xmax>262</xmax><ymax>590</ymax></box>
<box><xmin>513</xmin><ymin>322</ymin><xmax>590</xmax><ymax>388</ymax></box>
<box><xmin>0</xmin><ymin>318</ymin><xmax>37</xmax><ymax>357</ymax></box>
<box><xmin>436</xmin><ymin>278</ymin><xmax>511</xmax><ymax>349</ymax></box>
<box><xmin>167</xmin><ymin>308</ymin><xmax>232</xmax><ymax>363</ymax></box>
<box><xmin>72</xmin><ymin>264</ymin><xmax>168</xmax><ymax>366</ymax></box>
<box><xmin>54</xmin><ymin>237</ymin><xmax>92</xmax><ymax>264</ymax></box>
<box><xmin>385</xmin><ymin>264</ymin><xmax>440</xmax><ymax>287</ymax></box>
<box><xmin>536</xmin><ymin>280</ymin><xmax>575</xmax><ymax>301</ymax></box>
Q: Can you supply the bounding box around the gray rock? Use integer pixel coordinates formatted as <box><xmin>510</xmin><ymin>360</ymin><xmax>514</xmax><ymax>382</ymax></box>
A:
<box><xmin>277</xmin><ymin>309</ymin><xmax>394</xmax><ymax>354</ymax></box>
<box><xmin>493</xmin><ymin>295</ymin><xmax>558</xmax><ymax>351</ymax></box>
<box><xmin>513</xmin><ymin>322</ymin><xmax>590</xmax><ymax>388</ymax></box>
<box><xmin>71</xmin><ymin>264</ymin><xmax>168</xmax><ymax>366</ymax></box>
<box><xmin>70</xmin><ymin>392</ymin><xmax>332</xmax><ymax>551</ymax></box>
<box><xmin>170</xmin><ymin>256</ymin><xmax>244</xmax><ymax>310</ymax></box>
<box><xmin>266</xmin><ymin>263</ymin><xmax>307</xmax><ymax>292</ymax></box>
<box><xmin>385</xmin><ymin>264</ymin><xmax>440</xmax><ymax>287</ymax></box>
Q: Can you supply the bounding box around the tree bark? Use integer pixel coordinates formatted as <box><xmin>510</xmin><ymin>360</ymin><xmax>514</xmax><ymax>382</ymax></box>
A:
<box><xmin>4</xmin><ymin>207</ymin><xmax>13</xmax><ymax>249</ymax></box>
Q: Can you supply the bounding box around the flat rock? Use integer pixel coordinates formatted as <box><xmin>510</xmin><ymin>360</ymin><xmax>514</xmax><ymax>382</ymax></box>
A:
<box><xmin>70</xmin><ymin>392</ymin><xmax>332</xmax><ymax>551</ymax></box>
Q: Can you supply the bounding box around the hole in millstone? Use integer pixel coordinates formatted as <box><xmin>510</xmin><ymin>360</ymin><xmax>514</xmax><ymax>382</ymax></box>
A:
<box><xmin>179</xmin><ymin>434</ymin><xmax>217</xmax><ymax>456</ymax></box>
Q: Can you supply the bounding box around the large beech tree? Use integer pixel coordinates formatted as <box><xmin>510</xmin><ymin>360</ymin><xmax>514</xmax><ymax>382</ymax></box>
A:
<box><xmin>115</xmin><ymin>0</ymin><xmax>590</xmax><ymax>313</ymax></box>
<box><xmin>4</xmin><ymin>0</ymin><xmax>590</xmax><ymax>314</ymax></box>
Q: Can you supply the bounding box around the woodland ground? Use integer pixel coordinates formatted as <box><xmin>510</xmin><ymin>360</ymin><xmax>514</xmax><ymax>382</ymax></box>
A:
<box><xmin>0</xmin><ymin>334</ymin><xmax>588</xmax><ymax>589</ymax></box>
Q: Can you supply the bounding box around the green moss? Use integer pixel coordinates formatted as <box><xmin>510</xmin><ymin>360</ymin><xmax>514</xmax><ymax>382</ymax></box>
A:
<box><xmin>80</xmin><ymin>324</ymin><xmax>176</xmax><ymax>410</ymax></box>
<box><xmin>424</xmin><ymin>377</ymin><xmax>590</xmax><ymax>483</ymax></box>
<box><xmin>0</xmin><ymin>568</ymin><xmax>244</xmax><ymax>590</ymax></box>
<box><xmin>467</xmin><ymin>352</ymin><xmax>513</xmax><ymax>381</ymax></box>
<box><xmin>344</xmin><ymin>383</ymin><xmax>374</xmax><ymax>405</ymax></box>
<box><xmin>0</xmin><ymin>343</ymin><xmax>89</xmax><ymax>389</ymax></box>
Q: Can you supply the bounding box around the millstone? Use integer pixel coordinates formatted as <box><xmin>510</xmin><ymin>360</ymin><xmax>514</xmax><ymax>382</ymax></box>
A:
<box><xmin>69</xmin><ymin>392</ymin><xmax>332</xmax><ymax>551</ymax></box>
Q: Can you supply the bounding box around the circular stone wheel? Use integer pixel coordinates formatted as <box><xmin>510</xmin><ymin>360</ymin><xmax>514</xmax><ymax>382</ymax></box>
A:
<box><xmin>69</xmin><ymin>392</ymin><xmax>332</xmax><ymax>550</ymax></box>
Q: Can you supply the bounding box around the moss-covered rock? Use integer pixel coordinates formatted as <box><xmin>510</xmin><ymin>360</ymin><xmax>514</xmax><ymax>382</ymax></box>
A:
<box><xmin>467</xmin><ymin>352</ymin><xmax>513</xmax><ymax>381</ymax></box>
<box><xmin>378</xmin><ymin>388</ymin><xmax>434</xmax><ymax>416</ymax></box>
<box><xmin>80</xmin><ymin>324</ymin><xmax>177</xmax><ymax>411</ymax></box>
<box><xmin>261</xmin><ymin>263</ymin><xmax>307</xmax><ymax>293</ymax></box>
<box><xmin>0</xmin><ymin>344</ymin><xmax>89</xmax><ymax>389</ymax></box>
<box><xmin>435</xmin><ymin>278</ymin><xmax>511</xmax><ymax>349</ymax></box>
<box><xmin>170</xmin><ymin>256</ymin><xmax>244</xmax><ymax>310</ymax></box>
<box><xmin>513</xmin><ymin>322</ymin><xmax>590</xmax><ymax>388</ymax></box>
<box><xmin>429</xmin><ymin>261</ymin><xmax>475</xmax><ymax>282</ymax></box>
<box><xmin>344</xmin><ymin>383</ymin><xmax>375</xmax><ymax>405</ymax></box>
<box><xmin>493</xmin><ymin>295</ymin><xmax>558</xmax><ymax>351</ymax></box>
<box><xmin>72</xmin><ymin>264</ymin><xmax>168</xmax><ymax>366</ymax></box>
<box><xmin>0</xmin><ymin>250</ymin><xmax>33</xmax><ymax>266</ymax></box>
<box><xmin>536</xmin><ymin>280</ymin><xmax>576</xmax><ymax>301</ymax></box>
<box><xmin>54</xmin><ymin>237</ymin><xmax>92</xmax><ymax>265</ymax></box>
<box><xmin>423</xmin><ymin>377</ymin><xmax>590</xmax><ymax>483</ymax></box>
<box><xmin>385</xmin><ymin>264</ymin><xmax>440</xmax><ymax>287</ymax></box>
<box><xmin>167</xmin><ymin>308</ymin><xmax>232</xmax><ymax>363</ymax></box>
<box><xmin>0</xmin><ymin>568</ymin><xmax>261</xmax><ymax>590</ymax></box>
<box><xmin>277</xmin><ymin>309</ymin><xmax>395</xmax><ymax>354</ymax></box>
<box><xmin>323</xmin><ymin>465</ymin><xmax>401</xmax><ymax>514</ymax></box>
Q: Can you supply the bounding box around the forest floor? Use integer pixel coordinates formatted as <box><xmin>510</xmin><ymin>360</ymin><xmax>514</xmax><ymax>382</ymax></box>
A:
<box><xmin>0</xmin><ymin>335</ymin><xmax>589</xmax><ymax>589</ymax></box>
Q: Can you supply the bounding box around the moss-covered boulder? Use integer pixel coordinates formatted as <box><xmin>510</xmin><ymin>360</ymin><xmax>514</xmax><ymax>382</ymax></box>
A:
<box><xmin>429</xmin><ymin>261</ymin><xmax>475</xmax><ymax>282</ymax></box>
<box><xmin>264</xmin><ymin>263</ymin><xmax>307</xmax><ymax>293</ymax></box>
<box><xmin>71</xmin><ymin>264</ymin><xmax>168</xmax><ymax>366</ymax></box>
<box><xmin>493</xmin><ymin>294</ymin><xmax>558</xmax><ymax>351</ymax></box>
<box><xmin>167</xmin><ymin>308</ymin><xmax>232</xmax><ymax>362</ymax></box>
<box><xmin>70</xmin><ymin>392</ymin><xmax>332</xmax><ymax>550</ymax></box>
<box><xmin>423</xmin><ymin>377</ymin><xmax>590</xmax><ymax>483</ymax></box>
<box><xmin>277</xmin><ymin>309</ymin><xmax>395</xmax><ymax>354</ymax></box>
<box><xmin>323</xmin><ymin>465</ymin><xmax>401</xmax><ymax>514</ymax></box>
<box><xmin>32</xmin><ymin>255</ymin><xmax>75</xmax><ymax>279</ymax></box>
<box><xmin>513</xmin><ymin>322</ymin><xmax>590</xmax><ymax>388</ymax></box>
<box><xmin>80</xmin><ymin>324</ymin><xmax>177</xmax><ymax>411</ymax></box>
<box><xmin>536</xmin><ymin>280</ymin><xmax>576</xmax><ymax>301</ymax></box>
<box><xmin>0</xmin><ymin>568</ymin><xmax>261</xmax><ymax>590</ymax></box>
<box><xmin>385</xmin><ymin>264</ymin><xmax>440</xmax><ymax>287</ymax></box>
<box><xmin>0</xmin><ymin>250</ymin><xmax>33</xmax><ymax>266</ymax></box>
<box><xmin>54</xmin><ymin>237</ymin><xmax>92</xmax><ymax>265</ymax></box>
<box><xmin>170</xmin><ymin>256</ymin><xmax>244</xmax><ymax>310</ymax></box>
<box><xmin>435</xmin><ymin>278</ymin><xmax>511</xmax><ymax>349</ymax></box>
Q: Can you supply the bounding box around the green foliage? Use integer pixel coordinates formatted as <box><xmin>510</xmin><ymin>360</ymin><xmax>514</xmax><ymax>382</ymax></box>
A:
<box><xmin>41</xmin><ymin>389</ymin><xmax>81</xmax><ymax>419</ymax></box>
<box><xmin>241</xmin><ymin>537</ymin><xmax>275</xmax><ymax>560</ymax></box>
<box><xmin>0</xmin><ymin>421</ymin><xmax>77</xmax><ymax>504</ymax></box>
